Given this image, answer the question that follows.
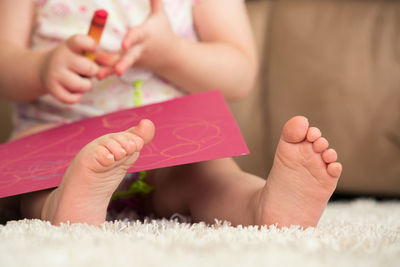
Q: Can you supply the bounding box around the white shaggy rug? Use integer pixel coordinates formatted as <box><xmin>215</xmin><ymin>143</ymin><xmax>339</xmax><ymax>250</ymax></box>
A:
<box><xmin>1</xmin><ymin>199</ymin><xmax>399</xmax><ymax>267</ymax></box>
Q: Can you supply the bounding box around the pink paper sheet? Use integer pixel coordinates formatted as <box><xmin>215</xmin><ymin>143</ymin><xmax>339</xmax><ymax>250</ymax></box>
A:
<box><xmin>0</xmin><ymin>91</ymin><xmax>248</xmax><ymax>198</ymax></box>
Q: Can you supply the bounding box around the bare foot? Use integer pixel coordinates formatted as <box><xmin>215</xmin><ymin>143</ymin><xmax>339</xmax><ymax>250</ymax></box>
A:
<box><xmin>255</xmin><ymin>116</ymin><xmax>342</xmax><ymax>228</ymax></box>
<box><xmin>41</xmin><ymin>119</ymin><xmax>155</xmax><ymax>225</ymax></box>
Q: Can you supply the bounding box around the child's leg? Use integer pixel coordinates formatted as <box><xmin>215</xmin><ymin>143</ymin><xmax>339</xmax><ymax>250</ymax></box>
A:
<box><xmin>148</xmin><ymin>157</ymin><xmax>264</xmax><ymax>225</ymax></box>
<box><xmin>20</xmin><ymin>189</ymin><xmax>54</xmax><ymax>219</ymax></box>
<box><xmin>147</xmin><ymin>116</ymin><xmax>342</xmax><ymax>228</ymax></box>
<box><xmin>18</xmin><ymin>119</ymin><xmax>155</xmax><ymax>225</ymax></box>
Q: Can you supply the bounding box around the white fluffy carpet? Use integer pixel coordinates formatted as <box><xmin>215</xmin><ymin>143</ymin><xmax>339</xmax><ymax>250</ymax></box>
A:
<box><xmin>1</xmin><ymin>199</ymin><xmax>399</xmax><ymax>267</ymax></box>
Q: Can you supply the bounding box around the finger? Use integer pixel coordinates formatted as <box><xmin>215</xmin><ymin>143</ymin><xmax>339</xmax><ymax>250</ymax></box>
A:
<box><xmin>97</xmin><ymin>66</ymin><xmax>114</xmax><ymax>80</ymax></box>
<box><xmin>50</xmin><ymin>81</ymin><xmax>84</xmax><ymax>104</ymax></box>
<box><xmin>66</xmin><ymin>34</ymin><xmax>97</xmax><ymax>54</ymax></box>
<box><xmin>68</xmin><ymin>55</ymin><xmax>100</xmax><ymax>77</ymax></box>
<box><xmin>122</xmin><ymin>27</ymin><xmax>146</xmax><ymax>50</ymax></box>
<box><xmin>95</xmin><ymin>50</ymin><xmax>121</xmax><ymax>67</ymax></box>
<box><xmin>59</xmin><ymin>70</ymin><xmax>92</xmax><ymax>93</ymax></box>
<box><xmin>114</xmin><ymin>45</ymin><xmax>143</xmax><ymax>75</ymax></box>
<box><xmin>150</xmin><ymin>0</ymin><xmax>163</xmax><ymax>13</ymax></box>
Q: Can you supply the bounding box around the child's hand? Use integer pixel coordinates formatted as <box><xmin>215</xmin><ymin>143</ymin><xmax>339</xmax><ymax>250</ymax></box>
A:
<box><xmin>39</xmin><ymin>34</ymin><xmax>100</xmax><ymax>104</ymax></box>
<box><xmin>113</xmin><ymin>0</ymin><xmax>179</xmax><ymax>76</ymax></box>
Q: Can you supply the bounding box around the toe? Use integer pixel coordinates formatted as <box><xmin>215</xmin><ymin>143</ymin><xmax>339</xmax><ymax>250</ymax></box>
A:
<box><xmin>307</xmin><ymin>127</ymin><xmax>321</xmax><ymax>142</ymax></box>
<box><xmin>101</xmin><ymin>137</ymin><xmax>127</xmax><ymax>161</ymax></box>
<box><xmin>92</xmin><ymin>145</ymin><xmax>115</xmax><ymax>167</ymax></box>
<box><xmin>282</xmin><ymin>116</ymin><xmax>309</xmax><ymax>143</ymax></box>
<box><xmin>322</xmin><ymin>148</ymin><xmax>337</xmax><ymax>163</ymax></box>
<box><xmin>124</xmin><ymin>132</ymin><xmax>145</xmax><ymax>151</ymax></box>
<box><xmin>126</xmin><ymin>119</ymin><xmax>155</xmax><ymax>145</ymax></box>
<box><xmin>313</xmin><ymin>137</ymin><xmax>329</xmax><ymax>153</ymax></box>
<box><xmin>327</xmin><ymin>162</ymin><xmax>342</xmax><ymax>178</ymax></box>
<box><xmin>112</xmin><ymin>132</ymin><xmax>143</xmax><ymax>155</ymax></box>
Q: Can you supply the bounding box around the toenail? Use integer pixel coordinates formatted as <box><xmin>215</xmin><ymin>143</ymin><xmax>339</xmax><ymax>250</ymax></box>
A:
<box><xmin>106</xmin><ymin>153</ymin><xmax>114</xmax><ymax>159</ymax></box>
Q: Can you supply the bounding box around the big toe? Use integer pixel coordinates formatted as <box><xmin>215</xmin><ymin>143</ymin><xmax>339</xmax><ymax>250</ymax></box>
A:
<box><xmin>127</xmin><ymin>119</ymin><xmax>155</xmax><ymax>146</ymax></box>
<box><xmin>281</xmin><ymin>116</ymin><xmax>309</xmax><ymax>143</ymax></box>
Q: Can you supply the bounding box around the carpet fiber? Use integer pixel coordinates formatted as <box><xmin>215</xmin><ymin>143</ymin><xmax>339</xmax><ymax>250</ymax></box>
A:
<box><xmin>1</xmin><ymin>199</ymin><xmax>399</xmax><ymax>267</ymax></box>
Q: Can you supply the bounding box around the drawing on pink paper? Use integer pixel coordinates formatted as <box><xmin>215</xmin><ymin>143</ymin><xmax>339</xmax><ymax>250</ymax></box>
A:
<box><xmin>0</xmin><ymin>91</ymin><xmax>249</xmax><ymax>198</ymax></box>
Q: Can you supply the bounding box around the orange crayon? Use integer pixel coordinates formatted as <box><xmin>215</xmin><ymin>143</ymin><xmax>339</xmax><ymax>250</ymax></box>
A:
<box><xmin>84</xmin><ymin>9</ymin><xmax>108</xmax><ymax>61</ymax></box>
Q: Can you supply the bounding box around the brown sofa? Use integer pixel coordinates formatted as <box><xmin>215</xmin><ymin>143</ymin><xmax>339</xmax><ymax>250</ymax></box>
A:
<box><xmin>1</xmin><ymin>0</ymin><xmax>399</xmax><ymax>196</ymax></box>
<box><xmin>233</xmin><ymin>0</ymin><xmax>400</xmax><ymax>196</ymax></box>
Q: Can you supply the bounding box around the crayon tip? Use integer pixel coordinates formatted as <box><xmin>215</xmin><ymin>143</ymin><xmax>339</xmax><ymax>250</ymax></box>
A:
<box><xmin>93</xmin><ymin>9</ymin><xmax>108</xmax><ymax>26</ymax></box>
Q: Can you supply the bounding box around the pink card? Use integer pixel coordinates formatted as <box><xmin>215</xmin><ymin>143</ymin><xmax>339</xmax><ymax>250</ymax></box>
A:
<box><xmin>0</xmin><ymin>91</ymin><xmax>248</xmax><ymax>198</ymax></box>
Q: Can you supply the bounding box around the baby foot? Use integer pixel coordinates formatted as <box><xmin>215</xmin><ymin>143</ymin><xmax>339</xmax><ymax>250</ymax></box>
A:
<box><xmin>255</xmin><ymin>116</ymin><xmax>342</xmax><ymax>228</ymax></box>
<box><xmin>41</xmin><ymin>119</ymin><xmax>155</xmax><ymax>225</ymax></box>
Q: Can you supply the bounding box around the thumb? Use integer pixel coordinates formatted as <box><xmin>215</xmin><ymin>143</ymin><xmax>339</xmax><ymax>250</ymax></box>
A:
<box><xmin>149</xmin><ymin>0</ymin><xmax>163</xmax><ymax>14</ymax></box>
